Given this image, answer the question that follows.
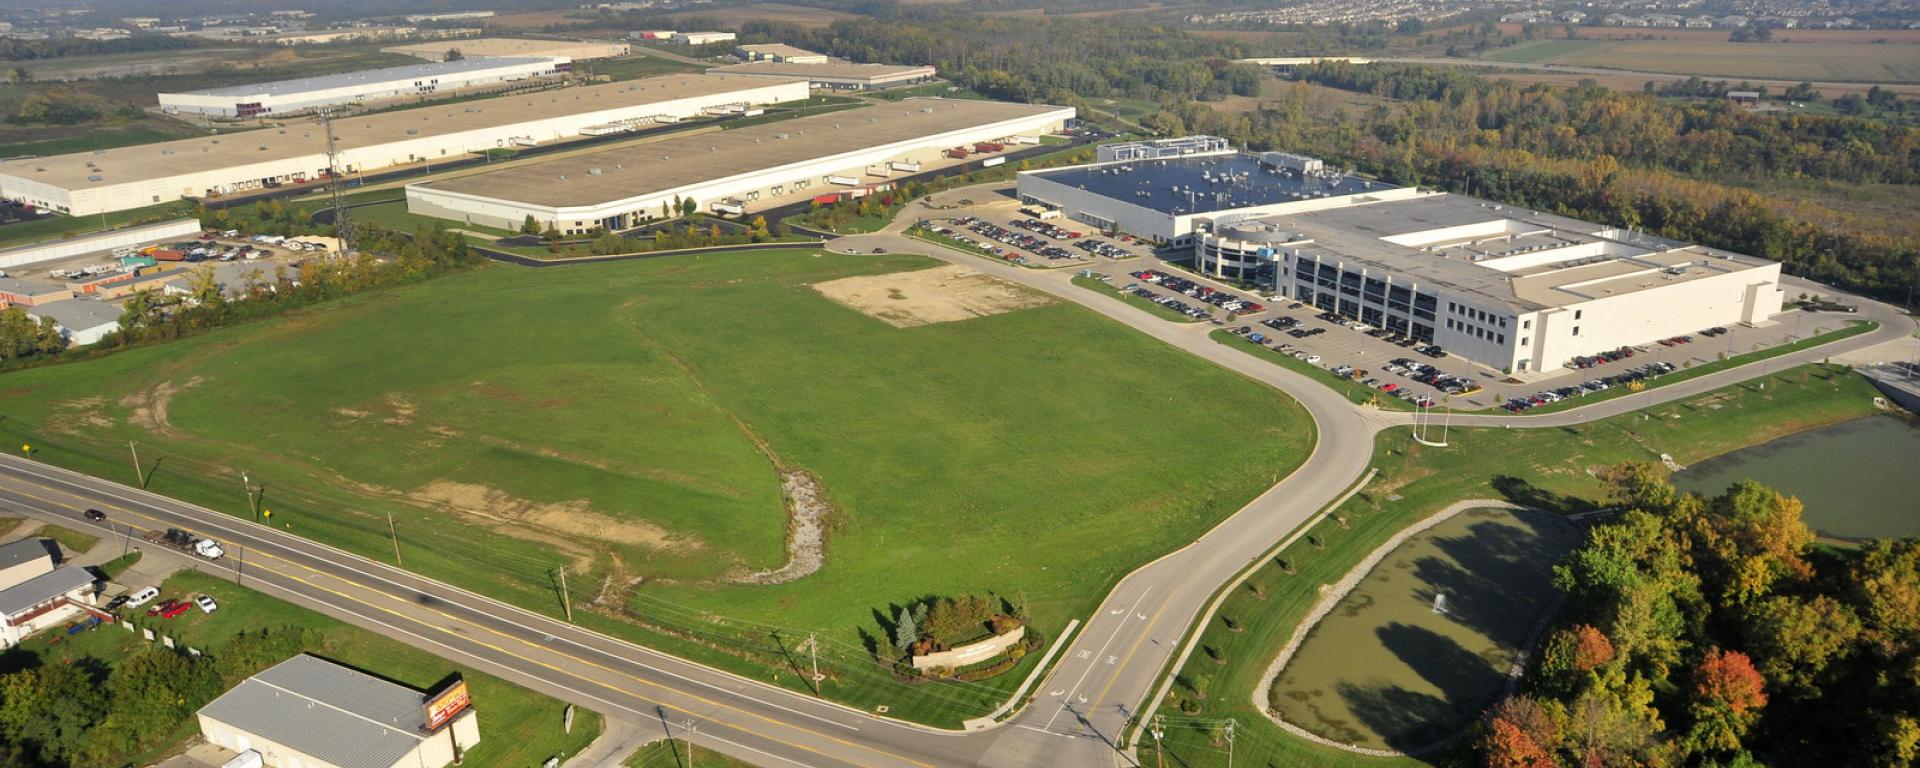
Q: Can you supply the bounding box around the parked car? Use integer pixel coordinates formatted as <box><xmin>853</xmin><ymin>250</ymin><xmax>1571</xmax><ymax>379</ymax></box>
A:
<box><xmin>194</xmin><ymin>595</ymin><xmax>219</xmax><ymax>614</ymax></box>
<box><xmin>125</xmin><ymin>586</ymin><xmax>160</xmax><ymax>609</ymax></box>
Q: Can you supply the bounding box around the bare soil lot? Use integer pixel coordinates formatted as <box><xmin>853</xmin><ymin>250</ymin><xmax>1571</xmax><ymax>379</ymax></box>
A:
<box><xmin>812</xmin><ymin>263</ymin><xmax>1054</xmax><ymax>327</ymax></box>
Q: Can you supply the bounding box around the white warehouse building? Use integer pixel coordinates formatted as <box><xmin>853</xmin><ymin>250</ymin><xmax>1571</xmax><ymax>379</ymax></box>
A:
<box><xmin>406</xmin><ymin>98</ymin><xmax>1073</xmax><ymax>233</ymax></box>
<box><xmin>0</xmin><ymin>74</ymin><xmax>810</xmax><ymax>217</ymax></box>
<box><xmin>158</xmin><ymin>56</ymin><xmax>572</xmax><ymax>118</ymax></box>
<box><xmin>1019</xmin><ymin>139</ymin><xmax>1785</xmax><ymax>375</ymax></box>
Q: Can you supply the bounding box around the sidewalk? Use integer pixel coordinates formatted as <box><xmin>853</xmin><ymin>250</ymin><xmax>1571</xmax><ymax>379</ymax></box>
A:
<box><xmin>565</xmin><ymin>717</ymin><xmax>654</xmax><ymax>767</ymax></box>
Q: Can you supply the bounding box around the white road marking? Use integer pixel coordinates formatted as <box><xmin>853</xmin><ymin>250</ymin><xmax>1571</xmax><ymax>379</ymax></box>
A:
<box><xmin>1044</xmin><ymin>587</ymin><xmax>1153</xmax><ymax>730</ymax></box>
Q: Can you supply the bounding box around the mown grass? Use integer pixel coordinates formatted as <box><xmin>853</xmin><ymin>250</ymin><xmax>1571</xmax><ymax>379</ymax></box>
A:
<box><xmin>1151</xmin><ymin>363</ymin><xmax>1883</xmax><ymax>767</ymax></box>
<box><xmin>0</xmin><ymin>127</ymin><xmax>196</xmax><ymax>159</ymax></box>
<box><xmin>35</xmin><ymin>523</ymin><xmax>100</xmax><ymax>556</ymax></box>
<box><xmin>17</xmin><ymin>569</ymin><xmax>599</xmax><ymax>768</ymax></box>
<box><xmin>626</xmin><ymin>739</ymin><xmax>759</xmax><ymax>768</ymax></box>
<box><xmin>1072</xmin><ymin>275</ymin><xmax>1203</xmax><ymax>323</ymax></box>
<box><xmin>0</xmin><ymin>248</ymin><xmax>1313</xmax><ymax>726</ymax></box>
<box><xmin>0</xmin><ymin>199</ymin><xmax>197</xmax><ymax>249</ymax></box>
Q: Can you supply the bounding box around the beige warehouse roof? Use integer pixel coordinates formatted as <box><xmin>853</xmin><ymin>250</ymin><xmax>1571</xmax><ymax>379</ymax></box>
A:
<box><xmin>711</xmin><ymin>60</ymin><xmax>935</xmax><ymax>82</ymax></box>
<box><xmin>737</xmin><ymin>43</ymin><xmax>821</xmax><ymax>58</ymax></box>
<box><xmin>0</xmin><ymin>74</ymin><xmax>802</xmax><ymax>190</ymax></box>
<box><xmin>384</xmin><ymin>37</ymin><xmax>631</xmax><ymax>60</ymax></box>
<box><xmin>420</xmin><ymin>98</ymin><xmax>1060</xmax><ymax>208</ymax></box>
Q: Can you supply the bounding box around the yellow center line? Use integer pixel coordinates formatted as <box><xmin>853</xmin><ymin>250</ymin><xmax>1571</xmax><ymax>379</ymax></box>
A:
<box><xmin>1086</xmin><ymin>584</ymin><xmax>1179</xmax><ymax>715</ymax></box>
<box><xmin>2</xmin><ymin>478</ymin><xmax>934</xmax><ymax>768</ymax></box>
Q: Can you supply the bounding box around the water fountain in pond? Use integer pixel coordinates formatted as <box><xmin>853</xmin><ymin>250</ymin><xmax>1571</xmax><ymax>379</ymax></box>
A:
<box><xmin>1432</xmin><ymin>593</ymin><xmax>1450</xmax><ymax>616</ymax></box>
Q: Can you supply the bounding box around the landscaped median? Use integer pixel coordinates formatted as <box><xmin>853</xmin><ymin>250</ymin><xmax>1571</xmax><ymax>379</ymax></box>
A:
<box><xmin>1143</xmin><ymin>363</ymin><xmax>1883</xmax><ymax>767</ymax></box>
<box><xmin>1073</xmin><ymin>275</ymin><xmax>1204</xmax><ymax>323</ymax></box>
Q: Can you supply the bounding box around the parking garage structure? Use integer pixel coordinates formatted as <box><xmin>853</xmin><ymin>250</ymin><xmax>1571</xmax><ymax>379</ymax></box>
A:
<box><xmin>0</xmin><ymin>75</ymin><xmax>810</xmax><ymax>217</ymax></box>
<box><xmin>404</xmin><ymin>98</ymin><xmax>1074</xmax><ymax>234</ymax></box>
<box><xmin>1194</xmin><ymin>193</ymin><xmax>1784</xmax><ymax>375</ymax></box>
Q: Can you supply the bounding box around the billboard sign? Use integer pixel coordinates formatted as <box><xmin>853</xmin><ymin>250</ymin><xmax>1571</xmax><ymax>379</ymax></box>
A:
<box><xmin>425</xmin><ymin>679</ymin><xmax>471</xmax><ymax>730</ymax></box>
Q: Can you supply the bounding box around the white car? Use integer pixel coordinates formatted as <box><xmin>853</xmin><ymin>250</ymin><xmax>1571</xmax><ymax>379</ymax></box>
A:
<box><xmin>194</xmin><ymin>595</ymin><xmax>219</xmax><ymax>614</ymax></box>
<box><xmin>1305</xmin><ymin>355</ymin><xmax>1323</xmax><ymax>365</ymax></box>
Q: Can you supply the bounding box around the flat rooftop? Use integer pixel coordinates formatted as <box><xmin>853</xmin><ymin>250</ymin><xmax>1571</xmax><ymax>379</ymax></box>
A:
<box><xmin>1</xmin><ymin>74</ymin><xmax>803</xmax><ymax>190</ymax></box>
<box><xmin>737</xmin><ymin>43</ymin><xmax>821</xmax><ymax>57</ymax></box>
<box><xmin>384</xmin><ymin>38</ymin><xmax>629</xmax><ymax>60</ymax></box>
<box><xmin>164</xmin><ymin>56</ymin><xmax>557</xmax><ymax>100</ymax></box>
<box><xmin>1245</xmin><ymin>193</ymin><xmax>1775</xmax><ymax>310</ymax></box>
<box><xmin>419</xmin><ymin>98</ymin><xmax>1064</xmax><ymax>208</ymax></box>
<box><xmin>710</xmin><ymin>60</ymin><xmax>936</xmax><ymax>82</ymax></box>
<box><xmin>1027</xmin><ymin>152</ymin><xmax>1399</xmax><ymax>216</ymax></box>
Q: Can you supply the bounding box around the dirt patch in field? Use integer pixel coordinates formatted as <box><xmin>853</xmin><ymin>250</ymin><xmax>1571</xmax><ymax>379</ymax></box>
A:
<box><xmin>383</xmin><ymin>394</ymin><xmax>417</xmax><ymax>426</ymax></box>
<box><xmin>812</xmin><ymin>264</ymin><xmax>1053</xmax><ymax>328</ymax></box>
<box><xmin>409</xmin><ymin>479</ymin><xmax>696</xmax><ymax>553</ymax></box>
<box><xmin>121</xmin><ymin>377</ymin><xmax>203</xmax><ymax>439</ymax></box>
<box><xmin>44</xmin><ymin>396</ymin><xmax>112</xmax><ymax>434</ymax></box>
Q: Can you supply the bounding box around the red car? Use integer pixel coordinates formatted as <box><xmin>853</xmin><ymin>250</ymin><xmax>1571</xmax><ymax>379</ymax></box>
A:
<box><xmin>148</xmin><ymin>599</ymin><xmax>190</xmax><ymax>618</ymax></box>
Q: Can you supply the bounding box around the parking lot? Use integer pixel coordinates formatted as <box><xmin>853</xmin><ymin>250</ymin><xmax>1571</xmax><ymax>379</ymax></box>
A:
<box><xmin>911</xmin><ymin>195</ymin><xmax>1144</xmax><ymax>269</ymax></box>
<box><xmin>5</xmin><ymin>230</ymin><xmax>321</xmax><ymax>300</ymax></box>
<box><xmin>906</xmin><ymin>183</ymin><xmax>1870</xmax><ymax>412</ymax></box>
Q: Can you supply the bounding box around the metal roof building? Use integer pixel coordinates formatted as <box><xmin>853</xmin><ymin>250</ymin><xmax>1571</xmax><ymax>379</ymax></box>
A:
<box><xmin>384</xmin><ymin>38</ymin><xmax>632</xmax><ymax>62</ymax></box>
<box><xmin>158</xmin><ymin>57</ymin><xmax>570</xmax><ymax>119</ymax></box>
<box><xmin>0</xmin><ymin>74</ymin><xmax>809</xmax><ymax>217</ymax></box>
<box><xmin>709</xmin><ymin>60</ymin><xmax>937</xmax><ymax>90</ymax></box>
<box><xmin>0</xmin><ymin>566</ymin><xmax>99</xmax><ymax>649</ymax></box>
<box><xmin>407</xmin><ymin>98</ymin><xmax>1073</xmax><ymax>233</ymax></box>
<box><xmin>198</xmin><ymin>654</ymin><xmax>480</xmax><ymax>768</ymax></box>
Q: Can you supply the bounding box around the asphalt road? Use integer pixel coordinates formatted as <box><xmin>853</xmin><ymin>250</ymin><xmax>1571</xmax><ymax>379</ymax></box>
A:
<box><xmin>1</xmin><ymin>205</ymin><xmax>1909</xmax><ymax>767</ymax></box>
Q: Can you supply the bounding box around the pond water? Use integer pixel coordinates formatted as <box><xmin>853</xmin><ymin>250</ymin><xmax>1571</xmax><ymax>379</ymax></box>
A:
<box><xmin>1674</xmin><ymin>414</ymin><xmax>1920</xmax><ymax>543</ymax></box>
<box><xmin>1267</xmin><ymin>507</ymin><xmax>1582</xmax><ymax>752</ymax></box>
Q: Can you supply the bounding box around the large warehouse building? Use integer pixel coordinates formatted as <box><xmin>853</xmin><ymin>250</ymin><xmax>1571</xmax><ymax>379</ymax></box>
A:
<box><xmin>1019</xmin><ymin>138</ymin><xmax>1784</xmax><ymax>375</ymax></box>
<box><xmin>709</xmin><ymin>60</ymin><xmax>938</xmax><ymax>90</ymax></box>
<box><xmin>199</xmin><ymin>655</ymin><xmax>479</xmax><ymax>768</ymax></box>
<box><xmin>0</xmin><ymin>75</ymin><xmax>809</xmax><ymax>216</ymax></box>
<box><xmin>158</xmin><ymin>57</ymin><xmax>571</xmax><ymax>118</ymax></box>
<box><xmin>407</xmin><ymin>98</ymin><xmax>1073</xmax><ymax>233</ymax></box>
<box><xmin>384</xmin><ymin>37</ymin><xmax>632</xmax><ymax>62</ymax></box>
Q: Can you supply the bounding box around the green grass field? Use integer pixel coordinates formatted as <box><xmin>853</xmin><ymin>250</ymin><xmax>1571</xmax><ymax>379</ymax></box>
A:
<box><xmin>1152</xmin><ymin>363</ymin><xmax>1883</xmax><ymax>766</ymax></box>
<box><xmin>584</xmin><ymin>55</ymin><xmax>707</xmax><ymax>81</ymax></box>
<box><xmin>1480</xmin><ymin>38</ymin><xmax>1920</xmax><ymax>82</ymax></box>
<box><xmin>0</xmin><ymin>199</ymin><xmax>197</xmax><ymax>250</ymax></box>
<box><xmin>34</xmin><ymin>523</ymin><xmax>100</xmax><ymax>557</ymax></box>
<box><xmin>17</xmin><ymin>570</ymin><xmax>598</xmax><ymax>767</ymax></box>
<box><xmin>627</xmin><ymin>739</ymin><xmax>758</xmax><ymax>768</ymax></box>
<box><xmin>0</xmin><ymin>248</ymin><xmax>1312</xmax><ymax>725</ymax></box>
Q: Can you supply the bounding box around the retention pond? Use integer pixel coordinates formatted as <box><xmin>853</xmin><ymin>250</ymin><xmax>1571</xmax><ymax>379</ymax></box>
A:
<box><xmin>1674</xmin><ymin>413</ymin><xmax>1920</xmax><ymax>543</ymax></box>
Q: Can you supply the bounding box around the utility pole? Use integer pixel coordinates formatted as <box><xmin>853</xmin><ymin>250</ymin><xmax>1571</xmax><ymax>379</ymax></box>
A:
<box><xmin>241</xmin><ymin>471</ymin><xmax>259</xmax><ymax>520</ymax></box>
<box><xmin>1150</xmin><ymin>715</ymin><xmax>1166</xmax><ymax>768</ymax></box>
<box><xmin>319</xmin><ymin>107</ymin><xmax>353</xmax><ymax>254</ymax></box>
<box><xmin>682</xmin><ymin>720</ymin><xmax>698</xmax><ymax>768</ymax></box>
<box><xmin>1225</xmin><ymin>719</ymin><xmax>1236</xmax><ymax>768</ymax></box>
<box><xmin>236</xmin><ymin>544</ymin><xmax>244</xmax><ymax>587</ymax></box>
<box><xmin>803</xmin><ymin>632</ymin><xmax>824</xmax><ymax>691</ymax></box>
<box><xmin>557</xmin><ymin>565</ymin><xmax>572</xmax><ymax>622</ymax></box>
<box><xmin>128</xmin><ymin>441</ymin><xmax>146</xmax><ymax>488</ymax></box>
<box><xmin>386</xmin><ymin>512</ymin><xmax>403</xmax><ymax>567</ymax></box>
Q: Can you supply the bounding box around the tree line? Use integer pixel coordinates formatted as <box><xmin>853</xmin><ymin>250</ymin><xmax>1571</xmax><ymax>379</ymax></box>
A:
<box><xmin>0</xmin><ymin>33</ymin><xmax>200</xmax><ymax>63</ymax></box>
<box><xmin>1480</xmin><ymin>464</ymin><xmax>1920</xmax><ymax>767</ymax></box>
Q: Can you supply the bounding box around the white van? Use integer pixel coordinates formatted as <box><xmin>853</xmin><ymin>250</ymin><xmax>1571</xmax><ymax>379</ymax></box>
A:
<box><xmin>125</xmin><ymin>586</ymin><xmax>161</xmax><ymax>609</ymax></box>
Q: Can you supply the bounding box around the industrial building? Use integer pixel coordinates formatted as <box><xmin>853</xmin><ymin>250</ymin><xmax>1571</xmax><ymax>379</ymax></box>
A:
<box><xmin>709</xmin><ymin>60</ymin><xmax>937</xmax><ymax>90</ymax></box>
<box><xmin>1019</xmin><ymin>139</ymin><xmax>1785</xmax><ymax>375</ymax></box>
<box><xmin>384</xmin><ymin>37</ymin><xmax>631</xmax><ymax>62</ymax></box>
<box><xmin>0</xmin><ymin>75</ymin><xmax>809</xmax><ymax>217</ymax></box>
<box><xmin>673</xmin><ymin>31</ymin><xmax>735</xmax><ymax>45</ymax></box>
<box><xmin>158</xmin><ymin>56</ymin><xmax>570</xmax><ymax>118</ymax></box>
<box><xmin>407</xmin><ymin>98</ymin><xmax>1072</xmax><ymax>232</ymax></box>
<box><xmin>198</xmin><ymin>655</ymin><xmax>479</xmax><ymax>768</ymax></box>
<box><xmin>0</xmin><ymin>537</ymin><xmax>102</xmax><ymax>650</ymax></box>
<box><xmin>734</xmin><ymin>43</ymin><xmax>829</xmax><ymax>63</ymax></box>
<box><xmin>27</xmin><ymin>299</ymin><xmax>123</xmax><ymax>346</ymax></box>
<box><xmin>1016</xmin><ymin>137</ymin><xmax>1409</xmax><ymax>245</ymax></box>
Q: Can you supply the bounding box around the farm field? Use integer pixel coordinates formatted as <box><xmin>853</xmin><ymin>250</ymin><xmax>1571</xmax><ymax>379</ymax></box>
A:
<box><xmin>1151</xmin><ymin>363</ymin><xmax>1883</xmax><ymax>766</ymax></box>
<box><xmin>1268</xmin><ymin>507</ymin><xmax>1581</xmax><ymax>751</ymax></box>
<box><xmin>1479</xmin><ymin>38</ymin><xmax>1920</xmax><ymax>82</ymax></box>
<box><xmin>0</xmin><ymin>248</ymin><xmax>1312</xmax><ymax>723</ymax></box>
<box><xmin>7</xmin><ymin>569</ymin><xmax>597</xmax><ymax>767</ymax></box>
<box><xmin>1500</xmin><ymin>23</ymin><xmax>1920</xmax><ymax>44</ymax></box>
<box><xmin>656</xmin><ymin>2</ymin><xmax>858</xmax><ymax>28</ymax></box>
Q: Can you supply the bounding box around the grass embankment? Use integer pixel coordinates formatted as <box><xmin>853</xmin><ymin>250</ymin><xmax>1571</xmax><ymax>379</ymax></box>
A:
<box><xmin>95</xmin><ymin>550</ymin><xmax>141</xmax><ymax>580</ymax></box>
<box><xmin>1150</xmin><ymin>363</ymin><xmax>1883</xmax><ymax>767</ymax></box>
<box><xmin>1072</xmin><ymin>275</ymin><xmax>1203</xmax><ymax>323</ymax></box>
<box><xmin>0</xmin><ymin>200</ymin><xmax>196</xmax><ymax>250</ymax></box>
<box><xmin>35</xmin><ymin>523</ymin><xmax>99</xmax><ymax>556</ymax></box>
<box><xmin>0</xmin><ymin>248</ymin><xmax>1312</xmax><ymax>727</ymax></box>
<box><xmin>626</xmin><ymin>739</ymin><xmax>759</xmax><ymax>768</ymax></box>
<box><xmin>21</xmin><ymin>570</ymin><xmax>598</xmax><ymax>767</ymax></box>
<box><xmin>1209</xmin><ymin>329</ymin><xmax>1418</xmax><ymax>411</ymax></box>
